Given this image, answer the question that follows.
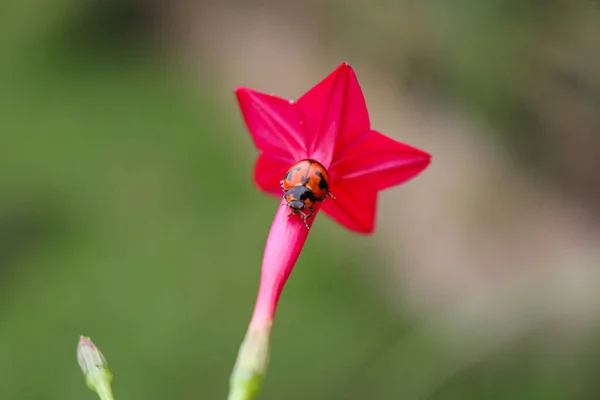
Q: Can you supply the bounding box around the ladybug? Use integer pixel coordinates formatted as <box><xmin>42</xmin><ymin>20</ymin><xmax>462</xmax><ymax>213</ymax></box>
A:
<box><xmin>280</xmin><ymin>159</ymin><xmax>335</xmax><ymax>229</ymax></box>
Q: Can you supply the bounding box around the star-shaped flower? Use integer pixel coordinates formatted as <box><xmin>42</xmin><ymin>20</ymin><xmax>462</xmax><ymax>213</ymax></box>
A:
<box><xmin>236</xmin><ymin>62</ymin><xmax>431</xmax><ymax>233</ymax></box>
<box><xmin>228</xmin><ymin>63</ymin><xmax>431</xmax><ymax>400</ymax></box>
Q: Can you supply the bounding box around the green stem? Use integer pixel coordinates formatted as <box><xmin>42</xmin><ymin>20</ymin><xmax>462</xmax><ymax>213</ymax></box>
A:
<box><xmin>93</xmin><ymin>381</ymin><xmax>115</xmax><ymax>400</ymax></box>
<box><xmin>85</xmin><ymin>366</ymin><xmax>115</xmax><ymax>400</ymax></box>
<box><xmin>227</xmin><ymin>386</ymin><xmax>254</xmax><ymax>400</ymax></box>
<box><xmin>228</xmin><ymin>326</ymin><xmax>272</xmax><ymax>400</ymax></box>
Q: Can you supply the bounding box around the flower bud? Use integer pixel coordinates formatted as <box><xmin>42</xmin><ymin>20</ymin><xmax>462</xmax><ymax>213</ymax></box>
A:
<box><xmin>77</xmin><ymin>336</ymin><xmax>115</xmax><ymax>400</ymax></box>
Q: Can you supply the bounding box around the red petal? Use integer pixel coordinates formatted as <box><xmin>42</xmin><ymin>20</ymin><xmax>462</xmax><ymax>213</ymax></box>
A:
<box><xmin>321</xmin><ymin>178</ymin><xmax>378</xmax><ymax>234</ymax></box>
<box><xmin>331</xmin><ymin>130</ymin><xmax>431</xmax><ymax>190</ymax></box>
<box><xmin>254</xmin><ymin>152</ymin><xmax>290</xmax><ymax>197</ymax></box>
<box><xmin>296</xmin><ymin>63</ymin><xmax>370</xmax><ymax>168</ymax></box>
<box><xmin>236</xmin><ymin>88</ymin><xmax>308</xmax><ymax>161</ymax></box>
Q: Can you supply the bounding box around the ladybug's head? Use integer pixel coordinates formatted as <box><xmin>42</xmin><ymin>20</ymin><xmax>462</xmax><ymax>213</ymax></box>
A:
<box><xmin>288</xmin><ymin>200</ymin><xmax>306</xmax><ymax>211</ymax></box>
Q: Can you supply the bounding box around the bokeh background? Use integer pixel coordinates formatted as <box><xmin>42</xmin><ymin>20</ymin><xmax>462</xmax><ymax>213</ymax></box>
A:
<box><xmin>2</xmin><ymin>0</ymin><xmax>600</xmax><ymax>399</ymax></box>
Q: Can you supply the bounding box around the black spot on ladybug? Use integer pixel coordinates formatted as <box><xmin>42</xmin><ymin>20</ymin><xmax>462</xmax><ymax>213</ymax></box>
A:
<box><xmin>299</xmin><ymin>189</ymin><xmax>316</xmax><ymax>201</ymax></box>
<box><xmin>285</xmin><ymin>166</ymin><xmax>302</xmax><ymax>182</ymax></box>
<box><xmin>315</xmin><ymin>170</ymin><xmax>329</xmax><ymax>191</ymax></box>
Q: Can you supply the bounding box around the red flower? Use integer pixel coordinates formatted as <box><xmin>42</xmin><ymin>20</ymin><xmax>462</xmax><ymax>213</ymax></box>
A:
<box><xmin>228</xmin><ymin>63</ymin><xmax>431</xmax><ymax>400</ymax></box>
<box><xmin>236</xmin><ymin>62</ymin><xmax>431</xmax><ymax>233</ymax></box>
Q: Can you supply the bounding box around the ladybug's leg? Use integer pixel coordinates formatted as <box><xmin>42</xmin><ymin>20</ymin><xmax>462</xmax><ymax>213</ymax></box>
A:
<box><xmin>286</xmin><ymin>206</ymin><xmax>297</xmax><ymax>218</ymax></box>
<box><xmin>301</xmin><ymin>207</ymin><xmax>314</xmax><ymax>230</ymax></box>
<box><xmin>327</xmin><ymin>191</ymin><xmax>336</xmax><ymax>200</ymax></box>
<box><xmin>300</xmin><ymin>213</ymin><xmax>310</xmax><ymax>229</ymax></box>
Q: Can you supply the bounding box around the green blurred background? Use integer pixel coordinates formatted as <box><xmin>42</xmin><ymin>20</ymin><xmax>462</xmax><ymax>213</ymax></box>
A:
<box><xmin>2</xmin><ymin>0</ymin><xmax>600</xmax><ymax>399</ymax></box>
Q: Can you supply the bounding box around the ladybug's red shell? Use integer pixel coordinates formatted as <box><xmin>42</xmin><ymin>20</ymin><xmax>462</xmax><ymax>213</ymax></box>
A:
<box><xmin>282</xmin><ymin>159</ymin><xmax>331</xmax><ymax>201</ymax></box>
<box><xmin>281</xmin><ymin>159</ymin><xmax>335</xmax><ymax>229</ymax></box>
<box><xmin>280</xmin><ymin>159</ymin><xmax>334</xmax><ymax>228</ymax></box>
